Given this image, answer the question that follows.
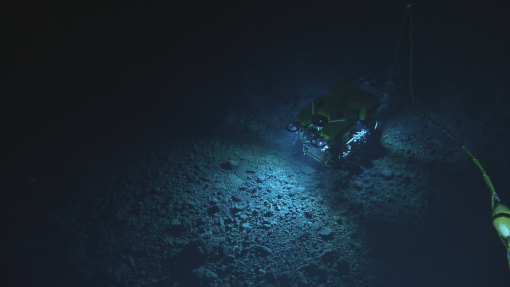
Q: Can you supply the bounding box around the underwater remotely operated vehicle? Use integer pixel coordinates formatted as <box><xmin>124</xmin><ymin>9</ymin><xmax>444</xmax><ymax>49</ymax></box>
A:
<box><xmin>286</xmin><ymin>81</ymin><xmax>379</xmax><ymax>167</ymax></box>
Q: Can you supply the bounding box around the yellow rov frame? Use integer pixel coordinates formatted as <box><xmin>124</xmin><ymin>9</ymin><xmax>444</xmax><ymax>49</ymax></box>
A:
<box><xmin>287</xmin><ymin>81</ymin><xmax>379</xmax><ymax>167</ymax></box>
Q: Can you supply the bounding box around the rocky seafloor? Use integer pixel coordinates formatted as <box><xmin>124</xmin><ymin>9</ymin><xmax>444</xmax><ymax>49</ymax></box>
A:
<box><xmin>5</xmin><ymin>63</ymin><xmax>510</xmax><ymax>286</ymax></box>
<box><xmin>2</xmin><ymin>2</ymin><xmax>509</xmax><ymax>286</ymax></box>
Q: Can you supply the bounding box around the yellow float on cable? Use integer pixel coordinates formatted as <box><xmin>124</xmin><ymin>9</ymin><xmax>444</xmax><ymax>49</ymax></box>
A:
<box><xmin>492</xmin><ymin>202</ymin><xmax>510</xmax><ymax>271</ymax></box>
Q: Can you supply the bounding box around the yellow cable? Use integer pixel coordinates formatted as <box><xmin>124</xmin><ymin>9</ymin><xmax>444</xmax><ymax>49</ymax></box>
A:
<box><xmin>407</xmin><ymin>3</ymin><xmax>498</xmax><ymax>203</ymax></box>
<box><xmin>389</xmin><ymin>8</ymin><xmax>409</xmax><ymax>92</ymax></box>
<box><xmin>406</xmin><ymin>2</ymin><xmax>508</xmax><ymax>272</ymax></box>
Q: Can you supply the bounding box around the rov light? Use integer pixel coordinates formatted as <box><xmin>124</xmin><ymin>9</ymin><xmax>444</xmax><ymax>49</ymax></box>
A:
<box><xmin>286</xmin><ymin>123</ymin><xmax>299</xmax><ymax>132</ymax></box>
<box><xmin>343</xmin><ymin>129</ymin><xmax>370</xmax><ymax>157</ymax></box>
<box><xmin>311</xmin><ymin>136</ymin><xmax>327</xmax><ymax>148</ymax></box>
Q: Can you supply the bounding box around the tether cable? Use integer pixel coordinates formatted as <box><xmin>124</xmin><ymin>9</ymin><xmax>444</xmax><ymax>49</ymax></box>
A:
<box><xmin>405</xmin><ymin>2</ymin><xmax>509</xmax><ymax>272</ymax></box>
<box><xmin>388</xmin><ymin>5</ymin><xmax>409</xmax><ymax>93</ymax></box>
<box><xmin>406</xmin><ymin>2</ymin><xmax>499</xmax><ymax>206</ymax></box>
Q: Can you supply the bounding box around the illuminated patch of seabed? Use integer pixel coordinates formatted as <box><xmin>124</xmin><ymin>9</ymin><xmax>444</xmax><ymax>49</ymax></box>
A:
<box><xmin>248</xmin><ymin>149</ymin><xmax>371</xmax><ymax>280</ymax></box>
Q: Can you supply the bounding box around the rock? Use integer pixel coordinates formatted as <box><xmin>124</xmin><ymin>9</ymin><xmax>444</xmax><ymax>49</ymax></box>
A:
<box><xmin>170</xmin><ymin>218</ymin><xmax>186</xmax><ymax>234</ymax></box>
<box><xmin>352</xmin><ymin>198</ymin><xmax>364</xmax><ymax>208</ymax></box>
<box><xmin>256</xmin><ymin>174</ymin><xmax>267</xmax><ymax>182</ymax></box>
<box><xmin>220</xmin><ymin>160</ymin><xmax>238</xmax><ymax>170</ymax></box>
<box><xmin>199</xmin><ymin>231</ymin><xmax>213</xmax><ymax>239</ymax></box>
<box><xmin>297</xmin><ymin>233</ymin><xmax>309</xmax><ymax>241</ymax></box>
<box><xmin>265</xmin><ymin>271</ymin><xmax>277</xmax><ymax>283</ymax></box>
<box><xmin>255</xmin><ymin>245</ymin><xmax>273</xmax><ymax>257</ymax></box>
<box><xmin>224</xmin><ymin>254</ymin><xmax>235</xmax><ymax>263</ymax></box>
<box><xmin>295</xmin><ymin>186</ymin><xmax>307</xmax><ymax>193</ymax></box>
<box><xmin>293</xmin><ymin>272</ymin><xmax>308</xmax><ymax>287</ymax></box>
<box><xmin>297</xmin><ymin>263</ymin><xmax>318</xmax><ymax>274</ymax></box>
<box><xmin>207</xmin><ymin>205</ymin><xmax>221</xmax><ymax>215</ymax></box>
<box><xmin>232</xmin><ymin>203</ymin><xmax>248</xmax><ymax>213</ymax></box>
<box><xmin>318</xmin><ymin>227</ymin><xmax>334</xmax><ymax>240</ymax></box>
<box><xmin>279</xmin><ymin>271</ymin><xmax>292</xmax><ymax>285</ymax></box>
<box><xmin>335</xmin><ymin>259</ymin><xmax>350</xmax><ymax>275</ymax></box>
<box><xmin>227</xmin><ymin>160</ymin><xmax>238</xmax><ymax>167</ymax></box>
<box><xmin>221</xmin><ymin>243</ymin><xmax>231</xmax><ymax>256</ymax></box>
<box><xmin>191</xmin><ymin>266</ymin><xmax>218</xmax><ymax>283</ymax></box>
<box><xmin>320</xmin><ymin>247</ymin><xmax>335</xmax><ymax>263</ymax></box>
<box><xmin>380</xmin><ymin>168</ymin><xmax>394</xmax><ymax>180</ymax></box>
